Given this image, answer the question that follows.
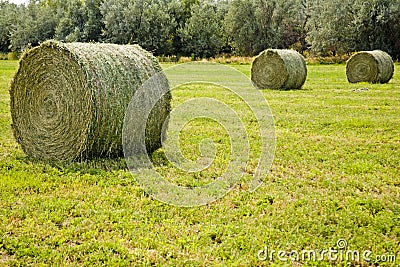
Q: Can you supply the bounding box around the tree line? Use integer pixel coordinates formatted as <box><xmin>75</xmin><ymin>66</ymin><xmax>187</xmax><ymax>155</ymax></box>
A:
<box><xmin>0</xmin><ymin>0</ymin><xmax>399</xmax><ymax>59</ymax></box>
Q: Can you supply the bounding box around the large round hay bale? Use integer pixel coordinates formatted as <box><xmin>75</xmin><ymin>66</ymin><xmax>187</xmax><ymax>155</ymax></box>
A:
<box><xmin>10</xmin><ymin>40</ymin><xmax>170</xmax><ymax>161</ymax></box>
<box><xmin>251</xmin><ymin>49</ymin><xmax>307</xmax><ymax>90</ymax></box>
<box><xmin>346</xmin><ymin>50</ymin><xmax>394</xmax><ymax>84</ymax></box>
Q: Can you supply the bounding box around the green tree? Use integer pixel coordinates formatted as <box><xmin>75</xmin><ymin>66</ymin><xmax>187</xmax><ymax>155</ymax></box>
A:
<box><xmin>225</xmin><ymin>0</ymin><xmax>301</xmax><ymax>56</ymax></box>
<box><xmin>0</xmin><ymin>1</ymin><xmax>18</xmax><ymax>52</ymax></box>
<box><xmin>214</xmin><ymin>0</ymin><xmax>231</xmax><ymax>54</ymax></box>
<box><xmin>354</xmin><ymin>0</ymin><xmax>400</xmax><ymax>59</ymax></box>
<box><xmin>224</xmin><ymin>0</ymin><xmax>258</xmax><ymax>55</ymax></box>
<box><xmin>100</xmin><ymin>0</ymin><xmax>129</xmax><ymax>44</ymax></box>
<box><xmin>180</xmin><ymin>0</ymin><xmax>200</xmax><ymax>21</ymax></box>
<box><xmin>306</xmin><ymin>0</ymin><xmax>400</xmax><ymax>59</ymax></box>
<box><xmin>83</xmin><ymin>0</ymin><xmax>104</xmax><ymax>42</ymax></box>
<box><xmin>54</xmin><ymin>0</ymin><xmax>86</xmax><ymax>42</ymax></box>
<box><xmin>179</xmin><ymin>2</ymin><xmax>223</xmax><ymax>58</ymax></box>
<box><xmin>276</xmin><ymin>0</ymin><xmax>309</xmax><ymax>51</ymax></box>
<box><xmin>167</xmin><ymin>0</ymin><xmax>196</xmax><ymax>56</ymax></box>
<box><xmin>101</xmin><ymin>0</ymin><xmax>177</xmax><ymax>55</ymax></box>
<box><xmin>306</xmin><ymin>0</ymin><xmax>356</xmax><ymax>56</ymax></box>
<box><xmin>10</xmin><ymin>1</ymin><xmax>57</xmax><ymax>51</ymax></box>
<box><xmin>296</xmin><ymin>0</ymin><xmax>313</xmax><ymax>52</ymax></box>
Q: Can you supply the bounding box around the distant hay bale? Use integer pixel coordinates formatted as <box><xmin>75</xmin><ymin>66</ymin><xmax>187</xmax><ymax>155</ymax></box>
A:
<box><xmin>251</xmin><ymin>49</ymin><xmax>307</xmax><ymax>90</ymax></box>
<box><xmin>346</xmin><ymin>50</ymin><xmax>394</xmax><ymax>84</ymax></box>
<box><xmin>10</xmin><ymin>40</ymin><xmax>171</xmax><ymax>161</ymax></box>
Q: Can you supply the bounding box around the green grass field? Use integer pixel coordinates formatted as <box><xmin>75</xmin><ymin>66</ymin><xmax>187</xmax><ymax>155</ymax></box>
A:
<box><xmin>0</xmin><ymin>60</ymin><xmax>399</xmax><ymax>266</ymax></box>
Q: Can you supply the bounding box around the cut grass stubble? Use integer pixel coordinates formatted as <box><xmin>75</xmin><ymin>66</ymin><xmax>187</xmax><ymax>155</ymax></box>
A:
<box><xmin>0</xmin><ymin>61</ymin><xmax>399</xmax><ymax>266</ymax></box>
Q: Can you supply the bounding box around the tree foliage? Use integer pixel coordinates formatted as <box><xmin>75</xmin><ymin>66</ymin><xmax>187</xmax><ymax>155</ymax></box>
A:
<box><xmin>101</xmin><ymin>0</ymin><xmax>177</xmax><ymax>55</ymax></box>
<box><xmin>179</xmin><ymin>2</ymin><xmax>223</xmax><ymax>58</ymax></box>
<box><xmin>9</xmin><ymin>1</ymin><xmax>57</xmax><ymax>51</ymax></box>
<box><xmin>354</xmin><ymin>0</ymin><xmax>400</xmax><ymax>57</ymax></box>
<box><xmin>0</xmin><ymin>1</ymin><xmax>18</xmax><ymax>52</ymax></box>
<box><xmin>54</xmin><ymin>0</ymin><xmax>86</xmax><ymax>42</ymax></box>
<box><xmin>225</xmin><ymin>0</ymin><xmax>305</xmax><ymax>56</ymax></box>
<box><xmin>0</xmin><ymin>0</ymin><xmax>399</xmax><ymax>59</ymax></box>
<box><xmin>306</xmin><ymin>0</ymin><xmax>400</xmax><ymax>57</ymax></box>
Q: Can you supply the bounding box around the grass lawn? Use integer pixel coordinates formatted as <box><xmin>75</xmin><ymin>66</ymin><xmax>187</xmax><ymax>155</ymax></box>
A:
<box><xmin>0</xmin><ymin>60</ymin><xmax>399</xmax><ymax>266</ymax></box>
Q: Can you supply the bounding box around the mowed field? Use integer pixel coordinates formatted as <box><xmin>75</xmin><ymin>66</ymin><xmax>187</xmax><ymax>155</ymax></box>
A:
<box><xmin>0</xmin><ymin>60</ymin><xmax>399</xmax><ymax>266</ymax></box>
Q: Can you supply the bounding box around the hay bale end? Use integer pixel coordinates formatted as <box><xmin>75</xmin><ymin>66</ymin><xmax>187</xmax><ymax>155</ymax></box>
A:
<box><xmin>251</xmin><ymin>49</ymin><xmax>307</xmax><ymax>90</ymax></box>
<box><xmin>346</xmin><ymin>50</ymin><xmax>394</xmax><ymax>84</ymax></box>
<box><xmin>10</xmin><ymin>40</ymin><xmax>171</xmax><ymax>161</ymax></box>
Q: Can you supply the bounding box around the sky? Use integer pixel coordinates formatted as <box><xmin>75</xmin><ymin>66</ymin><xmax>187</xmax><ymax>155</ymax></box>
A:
<box><xmin>8</xmin><ymin>0</ymin><xmax>27</xmax><ymax>4</ymax></box>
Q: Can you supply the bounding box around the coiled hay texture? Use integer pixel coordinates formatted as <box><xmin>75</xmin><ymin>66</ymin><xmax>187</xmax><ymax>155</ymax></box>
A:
<box><xmin>10</xmin><ymin>40</ymin><xmax>171</xmax><ymax>161</ymax></box>
<box><xmin>251</xmin><ymin>49</ymin><xmax>307</xmax><ymax>90</ymax></box>
<box><xmin>346</xmin><ymin>50</ymin><xmax>394</xmax><ymax>84</ymax></box>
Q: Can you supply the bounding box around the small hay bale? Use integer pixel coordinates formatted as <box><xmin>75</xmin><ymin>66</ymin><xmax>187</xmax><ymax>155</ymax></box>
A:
<box><xmin>251</xmin><ymin>49</ymin><xmax>307</xmax><ymax>90</ymax></box>
<box><xmin>10</xmin><ymin>40</ymin><xmax>170</xmax><ymax>161</ymax></box>
<box><xmin>346</xmin><ymin>50</ymin><xmax>394</xmax><ymax>84</ymax></box>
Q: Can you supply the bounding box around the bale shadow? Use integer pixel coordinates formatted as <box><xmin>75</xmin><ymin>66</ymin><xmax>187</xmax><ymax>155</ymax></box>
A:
<box><xmin>149</xmin><ymin>149</ymin><xmax>171</xmax><ymax>168</ymax></box>
<box><xmin>19</xmin><ymin>149</ymin><xmax>171</xmax><ymax>175</ymax></box>
<box><xmin>22</xmin><ymin>156</ymin><xmax>129</xmax><ymax>175</ymax></box>
<box><xmin>261</xmin><ymin>87</ymin><xmax>311</xmax><ymax>91</ymax></box>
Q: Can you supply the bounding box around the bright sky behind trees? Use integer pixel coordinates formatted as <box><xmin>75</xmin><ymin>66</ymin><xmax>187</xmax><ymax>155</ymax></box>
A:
<box><xmin>9</xmin><ymin>0</ymin><xmax>26</xmax><ymax>4</ymax></box>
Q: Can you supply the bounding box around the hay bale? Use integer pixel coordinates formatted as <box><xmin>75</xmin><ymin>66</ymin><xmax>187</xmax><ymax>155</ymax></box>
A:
<box><xmin>10</xmin><ymin>40</ymin><xmax>170</xmax><ymax>161</ymax></box>
<box><xmin>346</xmin><ymin>50</ymin><xmax>394</xmax><ymax>84</ymax></box>
<box><xmin>251</xmin><ymin>49</ymin><xmax>307</xmax><ymax>90</ymax></box>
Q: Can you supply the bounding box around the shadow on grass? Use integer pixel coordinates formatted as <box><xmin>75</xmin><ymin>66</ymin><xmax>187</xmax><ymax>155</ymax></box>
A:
<box><xmin>18</xmin><ymin>156</ymin><xmax>129</xmax><ymax>175</ymax></box>
<box><xmin>149</xmin><ymin>149</ymin><xmax>171</xmax><ymax>168</ymax></box>
<box><xmin>261</xmin><ymin>87</ymin><xmax>312</xmax><ymax>92</ymax></box>
<box><xmin>15</xmin><ymin>149</ymin><xmax>171</xmax><ymax>175</ymax></box>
